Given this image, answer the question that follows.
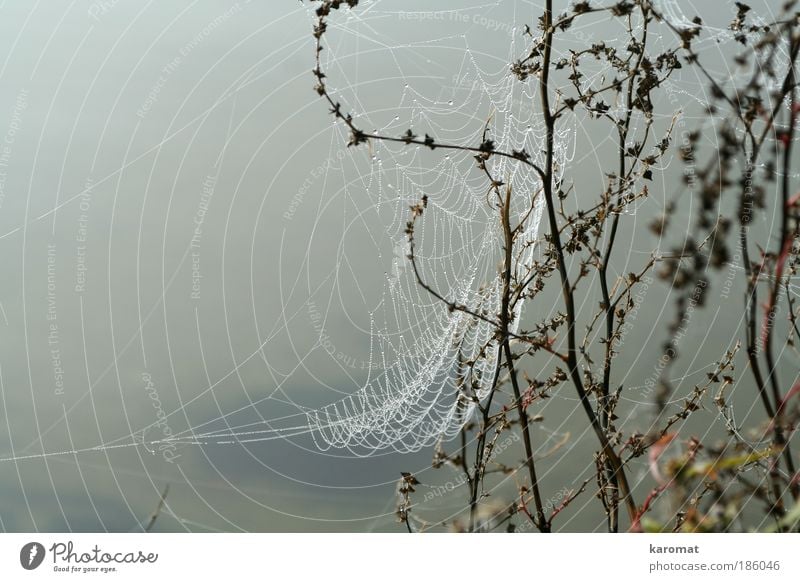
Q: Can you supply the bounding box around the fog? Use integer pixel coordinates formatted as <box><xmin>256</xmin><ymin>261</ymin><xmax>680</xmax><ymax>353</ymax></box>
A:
<box><xmin>0</xmin><ymin>0</ymin><xmax>788</xmax><ymax>531</ymax></box>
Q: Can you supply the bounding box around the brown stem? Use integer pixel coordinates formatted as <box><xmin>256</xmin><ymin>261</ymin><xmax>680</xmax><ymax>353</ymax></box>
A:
<box><xmin>538</xmin><ymin>0</ymin><xmax>636</xmax><ymax>527</ymax></box>
<box><xmin>500</xmin><ymin>184</ymin><xmax>548</xmax><ymax>532</ymax></box>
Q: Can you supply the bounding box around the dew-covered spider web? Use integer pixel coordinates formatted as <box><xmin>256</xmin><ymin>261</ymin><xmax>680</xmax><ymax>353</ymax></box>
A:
<box><xmin>0</xmin><ymin>0</ymin><xmax>792</xmax><ymax>471</ymax></box>
<box><xmin>278</xmin><ymin>0</ymin><xmax>786</xmax><ymax>456</ymax></box>
<box><xmin>301</xmin><ymin>13</ymin><xmax>560</xmax><ymax>453</ymax></box>
<box><xmin>294</xmin><ymin>0</ymin><xmax>793</xmax><ymax>455</ymax></box>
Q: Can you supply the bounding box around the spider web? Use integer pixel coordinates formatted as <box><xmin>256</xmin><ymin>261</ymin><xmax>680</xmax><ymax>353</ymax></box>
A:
<box><xmin>298</xmin><ymin>3</ymin><xmax>574</xmax><ymax>454</ymax></box>
<box><xmin>301</xmin><ymin>0</ymin><xmax>796</xmax><ymax>455</ymax></box>
<box><xmin>2</xmin><ymin>0</ymin><xmax>790</xmax><ymax>468</ymax></box>
<box><xmin>150</xmin><ymin>0</ymin><xmax>791</xmax><ymax>458</ymax></box>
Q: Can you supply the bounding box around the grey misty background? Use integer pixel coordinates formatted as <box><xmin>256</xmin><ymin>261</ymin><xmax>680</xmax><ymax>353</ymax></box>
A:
<box><xmin>0</xmin><ymin>0</ymin><xmax>786</xmax><ymax>531</ymax></box>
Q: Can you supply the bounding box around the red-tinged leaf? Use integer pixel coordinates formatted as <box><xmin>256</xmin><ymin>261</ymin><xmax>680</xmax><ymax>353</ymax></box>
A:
<box><xmin>648</xmin><ymin>433</ymin><xmax>677</xmax><ymax>484</ymax></box>
<box><xmin>778</xmin><ymin>381</ymin><xmax>800</xmax><ymax>416</ymax></box>
<box><xmin>629</xmin><ymin>483</ymin><xmax>668</xmax><ymax>533</ymax></box>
